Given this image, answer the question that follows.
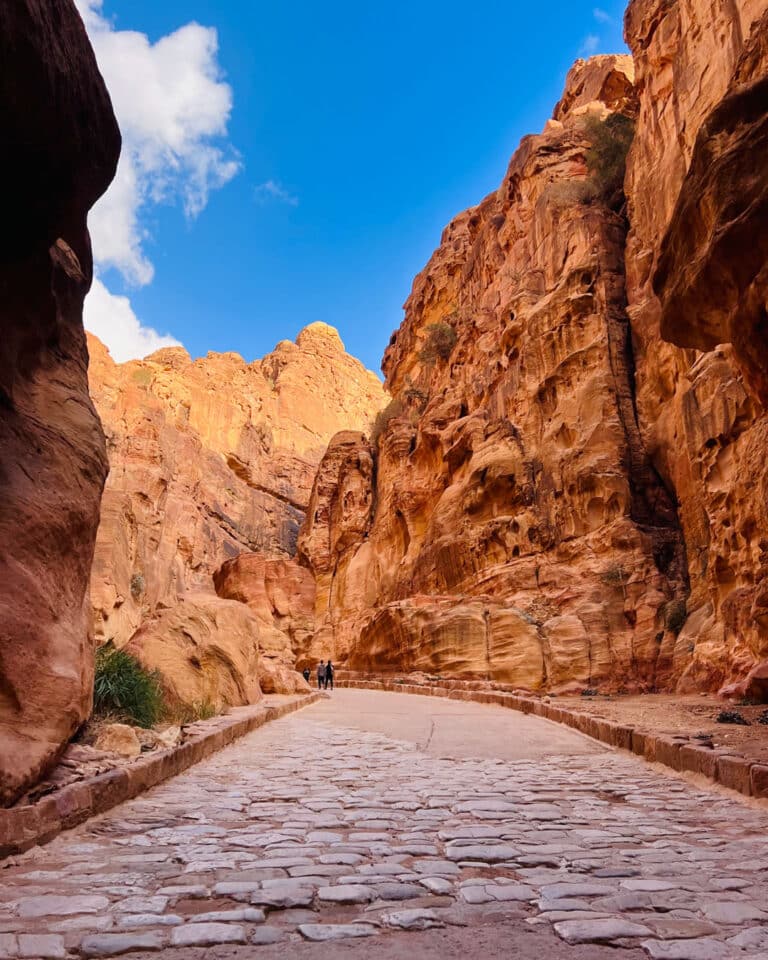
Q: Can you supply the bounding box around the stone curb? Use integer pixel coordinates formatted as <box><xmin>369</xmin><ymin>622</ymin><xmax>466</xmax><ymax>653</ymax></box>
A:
<box><xmin>338</xmin><ymin>680</ymin><xmax>767</xmax><ymax>802</ymax></box>
<box><xmin>0</xmin><ymin>693</ymin><xmax>321</xmax><ymax>860</ymax></box>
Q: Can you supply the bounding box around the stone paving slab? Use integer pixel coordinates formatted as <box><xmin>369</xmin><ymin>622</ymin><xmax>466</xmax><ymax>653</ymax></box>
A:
<box><xmin>0</xmin><ymin>694</ymin><xmax>321</xmax><ymax>860</ymax></box>
<box><xmin>0</xmin><ymin>690</ymin><xmax>766</xmax><ymax>958</ymax></box>
<box><xmin>338</xmin><ymin>680</ymin><xmax>768</xmax><ymax>802</ymax></box>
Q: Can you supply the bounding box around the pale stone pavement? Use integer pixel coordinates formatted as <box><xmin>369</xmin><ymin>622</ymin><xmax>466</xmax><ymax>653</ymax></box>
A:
<box><xmin>1</xmin><ymin>690</ymin><xmax>768</xmax><ymax>959</ymax></box>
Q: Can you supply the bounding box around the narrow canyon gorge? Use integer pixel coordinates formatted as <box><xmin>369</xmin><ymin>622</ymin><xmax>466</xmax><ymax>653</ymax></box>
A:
<box><xmin>1</xmin><ymin>0</ymin><xmax>768</xmax><ymax>808</ymax></box>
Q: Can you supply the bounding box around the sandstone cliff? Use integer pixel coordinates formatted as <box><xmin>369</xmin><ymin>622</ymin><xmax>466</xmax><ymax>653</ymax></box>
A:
<box><xmin>299</xmin><ymin>56</ymin><xmax>692</xmax><ymax>692</ymax></box>
<box><xmin>624</xmin><ymin>0</ymin><xmax>768</xmax><ymax>693</ymax></box>
<box><xmin>0</xmin><ymin>1</ymin><xmax>120</xmax><ymax>804</ymax></box>
<box><xmin>88</xmin><ymin>324</ymin><xmax>384</xmax><ymax>699</ymax></box>
<box><xmin>300</xmin><ymin>6</ymin><xmax>768</xmax><ymax>698</ymax></box>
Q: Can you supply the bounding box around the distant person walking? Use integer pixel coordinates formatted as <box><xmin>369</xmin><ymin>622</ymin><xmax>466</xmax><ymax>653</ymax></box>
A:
<box><xmin>302</xmin><ymin>667</ymin><xmax>311</xmax><ymax>684</ymax></box>
<box><xmin>325</xmin><ymin>660</ymin><xmax>334</xmax><ymax>691</ymax></box>
<box><xmin>316</xmin><ymin>661</ymin><xmax>325</xmax><ymax>690</ymax></box>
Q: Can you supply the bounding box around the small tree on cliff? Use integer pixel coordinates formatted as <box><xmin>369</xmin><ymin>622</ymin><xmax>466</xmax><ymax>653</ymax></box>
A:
<box><xmin>419</xmin><ymin>321</ymin><xmax>458</xmax><ymax>364</ymax></box>
<box><xmin>584</xmin><ymin>112</ymin><xmax>635</xmax><ymax>211</ymax></box>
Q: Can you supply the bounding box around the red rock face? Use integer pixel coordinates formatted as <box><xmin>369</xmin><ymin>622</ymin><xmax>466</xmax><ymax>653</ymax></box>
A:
<box><xmin>88</xmin><ymin>325</ymin><xmax>384</xmax><ymax>650</ymax></box>
<box><xmin>299</xmin><ymin>57</ymin><xmax>694</xmax><ymax>693</ymax></box>
<box><xmin>0</xmin><ymin>1</ymin><xmax>120</xmax><ymax>804</ymax></box>
<box><xmin>87</xmin><ymin>324</ymin><xmax>384</xmax><ymax>699</ymax></box>
<box><xmin>624</xmin><ymin>0</ymin><xmax>768</xmax><ymax>692</ymax></box>
<box><xmin>214</xmin><ymin>553</ymin><xmax>315</xmax><ymax>694</ymax></box>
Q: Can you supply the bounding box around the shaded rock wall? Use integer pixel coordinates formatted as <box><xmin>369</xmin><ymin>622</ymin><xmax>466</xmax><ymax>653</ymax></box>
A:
<box><xmin>624</xmin><ymin>0</ymin><xmax>768</xmax><ymax>691</ymax></box>
<box><xmin>299</xmin><ymin>57</ymin><xmax>693</xmax><ymax>692</ymax></box>
<box><xmin>0</xmin><ymin>0</ymin><xmax>120</xmax><ymax>804</ymax></box>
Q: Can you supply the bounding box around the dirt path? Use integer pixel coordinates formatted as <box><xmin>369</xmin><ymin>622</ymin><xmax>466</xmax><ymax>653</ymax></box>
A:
<box><xmin>1</xmin><ymin>690</ymin><xmax>766</xmax><ymax>959</ymax></box>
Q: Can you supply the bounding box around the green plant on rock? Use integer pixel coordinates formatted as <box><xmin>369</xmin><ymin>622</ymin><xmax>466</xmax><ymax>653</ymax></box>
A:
<box><xmin>584</xmin><ymin>112</ymin><xmax>635</xmax><ymax>209</ymax></box>
<box><xmin>418</xmin><ymin>321</ymin><xmax>457</xmax><ymax>364</ymax></box>
<box><xmin>93</xmin><ymin>645</ymin><xmax>165</xmax><ymax>728</ymax></box>
<box><xmin>370</xmin><ymin>397</ymin><xmax>405</xmax><ymax>447</ymax></box>
<box><xmin>600</xmin><ymin>562</ymin><xmax>627</xmax><ymax>587</ymax></box>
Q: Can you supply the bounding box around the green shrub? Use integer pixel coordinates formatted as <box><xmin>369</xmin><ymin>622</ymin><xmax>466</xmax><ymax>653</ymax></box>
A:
<box><xmin>584</xmin><ymin>112</ymin><xmax>635</xmax><ymax>208</ymax></box>
<box><xmin>664</xmin><ymin>598</ymin><xmax>687</xmax><ymax>634</ymax></box>
<box><xmin>600</xmin><ymin>562</ymin><xmax>627</xmax><ymax>587</ymax></box>
<box><xmin>370</xmin><ymin>397</ymin><xmax>405</xmax><ymax>447</ymax></box>
<box><xmin>419</xmin><ymin>321</ymin><xmax>457</xmax><ymax>364</ymax></box>
<box><xmin>93</xmin><ymin>646</ymin><xmax>164</xmax><ymax>728</ymax></box>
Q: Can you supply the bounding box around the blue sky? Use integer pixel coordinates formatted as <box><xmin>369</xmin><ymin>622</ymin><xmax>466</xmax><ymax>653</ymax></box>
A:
<box><xmin>79</xmin><ymin>0</ymin><xmax>627</xmax><ymax>374</ymax></box>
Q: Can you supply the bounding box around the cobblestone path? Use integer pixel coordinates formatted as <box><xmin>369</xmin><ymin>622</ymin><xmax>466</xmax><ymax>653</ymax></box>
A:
<box><xmin>1</xmin><ymin>691</ymin><xmax>767</xmax><ymax>959</ymax></box>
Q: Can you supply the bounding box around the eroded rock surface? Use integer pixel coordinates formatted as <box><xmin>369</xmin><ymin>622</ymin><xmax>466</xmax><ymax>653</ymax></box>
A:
<box><xmin>214</xmin><ymin>554</ymin><xmax>315</xmax><ymax>693</ymax></box>
<box><xmin>126</xmin><ymin>596</ymin><xmax>263</xmax><ymax>709</ymax></box>
<box><xmin>624</xmin><ymin>0</ymin><xmax>768</xmax><ymax>692</ymax></box>
<box><xmin>0</xmin><ymin>0</ymin><xmax>120</xmax><ymax>804</ymax></box>
<box><xmin>87</xmin><ymin>324</ymin><xmax>384</xmax><ymax>699</ymax></box>
<box><xmin>299</xmin><ymin>56</ymin><xmax>689</xmax><ymax>691</ymax></box>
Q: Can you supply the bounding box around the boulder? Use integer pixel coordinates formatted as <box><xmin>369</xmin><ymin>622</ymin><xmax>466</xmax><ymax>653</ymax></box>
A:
<box><xmin>94</xmin><ymin>724</ymin><xmax>141</xmax><ymax>758</ymax></box>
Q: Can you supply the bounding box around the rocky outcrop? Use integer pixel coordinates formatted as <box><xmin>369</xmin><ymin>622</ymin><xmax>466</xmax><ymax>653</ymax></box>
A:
<box><xmin>299</xmin><ymin>56</ymin><xmax>692</xmax><ymax>693</ymax></box>
<box><xmin>88</xmin><ymin>324</ymin><xmax>383</xmax><ymax>647</ymax></box>
<box><xmin>126</xmin><ymin>596</ymin><xmax>263</xmax><ymax>709</ymax></box>
<box><xmin>624</xmin><ymin>0</ymin><xmax>768</xmax><ymax>692</ymax></box>
<box><xmin>214</xmin><ymin>554</ymin><xmax>314</xmax><ymax>693</ymax></box>
<box><xmin>0</xmin><ymin>1</ymin><xmax>120</xmax><ymax>804</ymax></box>
<box><xmin>88</xmin><ymin>324</ymin><xmax>383</xmax><ymax>698</ymax></box>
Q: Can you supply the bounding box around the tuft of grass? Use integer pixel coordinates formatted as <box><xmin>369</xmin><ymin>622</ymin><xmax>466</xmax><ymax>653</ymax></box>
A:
<box><xmin>419</xmin><ymin>321</ymin><xmax>457</xmax><ymax>364</ymax></box>
<box><xmin>584</xmin><ymin>112</ymin><xmax>635</xmax><ymax>209</ymax></box>
<box><xmin>166</xmin><ymin>700</ymin><xmax>220</xmax><ymax>725</ymax></box>
<box><xmin>93</xmin><ymin>645</ymin><xmax>164</xmax><ymax>729</ymax></box>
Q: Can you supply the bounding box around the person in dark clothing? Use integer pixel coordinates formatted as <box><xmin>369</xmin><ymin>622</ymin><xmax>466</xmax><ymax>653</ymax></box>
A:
<box><xmin>302</xmin><ymin>667</ymin><xmax>311</xmax><ymax>684</ymax></box>
<box><xmin>316</xmin><ymin>661</ymin><xmax>325</xmax><ymax>690</ymax></box>
<box><xmin>325</xmin><ymin>660</ymin><xmax>334</xmax><ymax>691</ymax></box>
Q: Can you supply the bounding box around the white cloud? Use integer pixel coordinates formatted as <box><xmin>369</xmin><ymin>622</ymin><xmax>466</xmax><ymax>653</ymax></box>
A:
<box><xmin>73</xmin><ymin>0</ymin><xmax>240</xmax><ymax>359</ymax></box>
<box><xmin>254</xmin><ymin>180</ymin><xmax>299</xmax><ymax>206</ymax></box>
<box><xmin>85</xmin><ymin>279</ymin><xmax>182</xmax><ymax>363</ymax></box>
<box><xmin>580</xmin><ymin>34</ymin><xmax>600</xmax><ymax>55</ymax></box>
<box><xmin>593</xmin><ymin>7</ymin><xmax>614</xmax><ymax>23</ymax></box>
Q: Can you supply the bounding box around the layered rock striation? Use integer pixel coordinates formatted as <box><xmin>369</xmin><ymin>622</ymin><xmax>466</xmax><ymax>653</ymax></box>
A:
<box><xmin>299</xmin><ymin>57</ymin><xmax>693</xmax><ymax>692</ymax></box>
<box><xmin>624</xmin><ymin>0</ymin><xmax>768</xmax><ymax>692</ymax></box>
<box><xmin>0</xmin><ymin>0</ymin><xmax>120</xmax><ymax>804</ymax></box>
<box><xmin>88</xmin><ymin>324</ymin><xmax>384</xmax><ymax>699</ymax></box>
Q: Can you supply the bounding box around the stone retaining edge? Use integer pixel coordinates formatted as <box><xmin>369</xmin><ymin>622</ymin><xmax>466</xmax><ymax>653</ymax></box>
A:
<box><xmin>0</xmin><ymin>693</ymin><xmax>321</xmax><ymax>859</ymax></box>
<box><xmin>339</xmin><ymin>680</ymin><xmax>768</xmax><ymax>802</ymax></box>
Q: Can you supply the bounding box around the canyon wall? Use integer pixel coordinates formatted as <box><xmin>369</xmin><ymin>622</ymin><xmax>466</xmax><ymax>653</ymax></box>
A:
<box><xmin>624</xmin><ymin>0</ymin><xmax>768</xmax><ymax>693</ymax></box>
<box><xmin>88</xmin><ymin>324</ymin><xmax>384</xmax><ymax>699</ymax></box>
<box><xmin>300</xmin><ymin>56</ymin><xmax>692</xmax><ymax>692</ymax></box>
<box><xmin>0</xmin><ymin>1</ymin><xmax>120</xmax><ymax>803</ymax></box>
<box><xmin>300</xmin><ymin>7</ymin><xmax>768</xmax><ymax>697</ymax></box>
